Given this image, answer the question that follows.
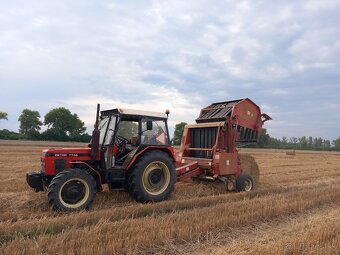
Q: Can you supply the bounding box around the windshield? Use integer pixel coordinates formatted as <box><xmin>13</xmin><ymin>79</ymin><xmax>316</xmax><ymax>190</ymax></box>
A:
<box><xmin>98</xmin><ymin>116</ymin><xmax>116</xmax><ymax>145</ymax></box>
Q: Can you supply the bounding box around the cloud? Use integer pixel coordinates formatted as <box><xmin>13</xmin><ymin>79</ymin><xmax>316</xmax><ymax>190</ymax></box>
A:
<box><xmin>59</xmin><ymin>86</ymin><xmax>202</xmax><ymax>134</ymax></box>
<box><xmin>0</xmin><ymin>0</ymin><xmax>339</xmax><ymax>140</ymax></box>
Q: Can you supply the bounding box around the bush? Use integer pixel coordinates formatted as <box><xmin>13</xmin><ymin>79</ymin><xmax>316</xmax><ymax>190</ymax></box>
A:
<box><xmin>0</xmin><ymin>129</ymin><xmax>21</xmax><ymax>140</ymax></box>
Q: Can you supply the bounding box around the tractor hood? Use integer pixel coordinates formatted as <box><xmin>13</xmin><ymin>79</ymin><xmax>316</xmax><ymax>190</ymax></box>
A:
<box><xmin>41</xmin><ymin>147</ymin><xmax>93</xmax><ymax>176</ymax></box>
<box><xmin>43</xmin><ymin>147</ymin><xmax>92</xmax><ymax>157</ymax></box>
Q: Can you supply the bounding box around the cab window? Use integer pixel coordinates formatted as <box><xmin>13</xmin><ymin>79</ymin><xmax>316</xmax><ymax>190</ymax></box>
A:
<box><xmin>141</xmin><ymin>120</ymin><xmax>168</xmax><ymax>145</ymax></box>
<box><xmin>117</xmin><ymin>121</ymin><xmax>138</xmax><ymax>143</ymax></box>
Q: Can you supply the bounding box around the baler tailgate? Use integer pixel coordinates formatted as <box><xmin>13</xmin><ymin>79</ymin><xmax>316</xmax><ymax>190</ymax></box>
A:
<box><xmin>196</xmin><ymin>100</ymin><xmax>241</xmax><ymax>123</ymax></box>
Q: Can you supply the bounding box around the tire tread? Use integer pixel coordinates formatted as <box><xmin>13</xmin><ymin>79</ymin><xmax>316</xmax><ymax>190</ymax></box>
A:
<box><xmin>47</xmin><ymin>168</ymin><xmax>97</xmax><ymax>212</ymax></box>
<box><xmin>127</xmin><ymin>150</ymin><xmax>176</xmax><ymax>202</ymax></box>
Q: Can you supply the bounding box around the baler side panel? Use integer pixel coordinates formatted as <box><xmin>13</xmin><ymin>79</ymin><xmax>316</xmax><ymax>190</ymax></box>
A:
<box><xmin>232</xmin><ymin>99</ymin><xmax>261</xmax><ymax>130</ymax></box>
<box><xmin>216</xmin><ymin>153</ymin><xmax>238</xmax><ymax>175</ymax></box>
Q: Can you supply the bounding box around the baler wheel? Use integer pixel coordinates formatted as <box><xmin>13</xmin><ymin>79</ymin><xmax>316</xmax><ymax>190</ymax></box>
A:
<box><xmin>48</xmin><ymin>169</ymin><xmax>97</xmax><ymax>212</ymax></box>
<box><xmin>127</xmin><ymin>151</ymin><xmax>176</xmax><ymax>202</ymax></box>
<box><xmin>239</xmin><ymin>154</ymin><xmax>259</xmax><ymax>186</ymax></box>
<box><xmin>236</xmin><ymin>174</ymin><xmax>254</xmax><ymax>192</ymax></box>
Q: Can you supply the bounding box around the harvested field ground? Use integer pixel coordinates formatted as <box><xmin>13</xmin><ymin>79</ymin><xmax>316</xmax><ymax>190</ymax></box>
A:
<box><xmin>0</xmin><ymin>140</ymin><xmax>339</xmax><ymax>255</ymax></box>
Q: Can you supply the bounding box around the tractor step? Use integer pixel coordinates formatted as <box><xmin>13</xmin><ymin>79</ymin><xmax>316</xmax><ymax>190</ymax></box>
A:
<box><xmin>106</xmin><ymin>169</ymin><xmax>126</xmax><ymax>190</ymax></box>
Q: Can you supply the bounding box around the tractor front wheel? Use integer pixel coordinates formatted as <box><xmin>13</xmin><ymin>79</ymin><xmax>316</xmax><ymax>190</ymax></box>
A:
<box><xmin>128</xmin><ymin>151</ymin><xmax>176</xmax><ymax>202</ymax></box>
<box><xmin>48</xmin><ymin>169</ymin><xmax>97</xmax><ymax>212</ymax></box>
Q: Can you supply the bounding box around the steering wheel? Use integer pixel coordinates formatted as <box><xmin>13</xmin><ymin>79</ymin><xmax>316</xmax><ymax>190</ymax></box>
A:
<box><xmin>115</xmin><ymin>135</ymin><xmax>130</xmax><ymax>155</ymax></box>
<box><xmin>116</xmin><ymin>135</ymin><xmax>129</xmax><ymax>145</ymax></box>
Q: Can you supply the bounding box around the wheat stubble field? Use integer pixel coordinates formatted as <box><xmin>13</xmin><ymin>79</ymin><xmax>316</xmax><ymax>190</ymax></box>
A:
<box><xmin>0</xmin><ymin>140</ymin><xmax>339</xmax><ymax>255</ymax></box>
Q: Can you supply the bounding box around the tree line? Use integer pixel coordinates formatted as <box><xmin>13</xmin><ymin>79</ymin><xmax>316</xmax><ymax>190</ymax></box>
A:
<box><xmin>1</xmin><ymin>110</ymin><xmax>340</xmax><ymax>151</ymax></box>
<box><xmin>0</xmin><ymin>109</ymin><xmax>91</xmax><ymax>142</ymax></box>
<box><xmin>251</xmin><ymin>128</ymin><xmax>340</xmax><ymax>151</ymax></box>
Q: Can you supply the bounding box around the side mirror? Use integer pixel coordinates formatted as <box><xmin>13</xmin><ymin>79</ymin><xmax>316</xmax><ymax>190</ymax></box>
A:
<box><xmin>146</xmin><ymin>121</ymin><xmax>153</xmax><ymax>130</ymax></box>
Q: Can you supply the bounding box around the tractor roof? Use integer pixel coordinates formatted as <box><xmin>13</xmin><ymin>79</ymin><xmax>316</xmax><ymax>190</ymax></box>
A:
<box><xmin>101</xmin><ymin>108</ymin><xmax>167</xmax><ymax>119</ymax></box>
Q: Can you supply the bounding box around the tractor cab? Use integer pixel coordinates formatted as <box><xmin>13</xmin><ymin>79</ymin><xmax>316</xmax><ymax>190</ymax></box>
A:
<box><xmin>94</xmin><ymin>108</ymin><xmax>171</xmax><ymax>170</ymax></box>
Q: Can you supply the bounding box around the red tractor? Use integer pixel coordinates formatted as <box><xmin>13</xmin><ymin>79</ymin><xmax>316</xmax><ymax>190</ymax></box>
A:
<box><xmin>27</xmin><ymin>105</ymin><xmax>177</xmax><ymax>211</ymax></box>
<box><xmin>27</xmin><ymin>98</ymin><xmax>271</xmax><ymax>212</ymax></box>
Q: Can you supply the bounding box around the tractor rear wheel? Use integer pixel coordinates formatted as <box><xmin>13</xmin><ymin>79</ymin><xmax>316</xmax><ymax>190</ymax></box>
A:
<box><xmin>48</xmin><ymin>169</ymin><xmax>97</xmax><ymax>212</ymax></box>
<box><xmin>128</xmin><ymin>151</ymin><xmax>176</xmax><ymax>202</ymax></box>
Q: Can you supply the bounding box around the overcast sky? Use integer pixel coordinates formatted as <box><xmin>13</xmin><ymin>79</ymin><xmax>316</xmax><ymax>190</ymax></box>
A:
<box><xmin>0</xmin><ymin>0</ymin><xmax>339</xmax><ymax>140</ymax></box>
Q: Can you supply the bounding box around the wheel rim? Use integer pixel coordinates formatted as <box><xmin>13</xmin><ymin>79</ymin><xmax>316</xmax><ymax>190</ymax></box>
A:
<box><xmin>59</xmin><ymin>178</ymin><xmax>90</xmax><ymax>209</ymax></box>
<box><xmin>227</xmin><ymin>180</ymin><xmax>234</xmax><ymax>191</ymax></box>
<box><xmin>142</xmin><ymin>161</ymin><xmax>171</xmax><ymax>196</ymax></box>
<box><xmin>244</xmin><ymin>178</ymin><xmax>253</xmax><ymax>191</ymax></box>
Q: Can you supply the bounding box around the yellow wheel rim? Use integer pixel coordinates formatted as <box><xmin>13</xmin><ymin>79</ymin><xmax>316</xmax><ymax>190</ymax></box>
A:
<box><xmin>142</xmin><ymin>161</ymin><xmax>171</xmax><ymax>196</ymax></box>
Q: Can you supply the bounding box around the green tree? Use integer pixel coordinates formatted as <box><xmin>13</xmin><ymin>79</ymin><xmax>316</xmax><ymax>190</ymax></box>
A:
<box><xmin>173</xmin><ymin>122</ymin><xmax>187</xmax><ymax>145</ymax></box>
<box><xmin>289</xmin><ymin>137</ymin><xmax>298</xmax><ymax>148</ymax></box>
<box><xmin>324</xmin><ymin>140</ymin><xmax>331</xmax><ymax>149</ymax></box>
<box><xmin>299</xmin><ymin>136</ymin><xmax>308</xmax><ymax>149</ymax></box>
<box><xmin>0</xmin><ymin>129</ymin><xmax>20</xmax><ymax>140</ymax></box>
<box><xmin>314</xmin><ymin>137</ymin><xmax>323</xmax><ymax>149</ymax></box>
<box><xmin>258</xmin><ymin>128</ymin><xmax>270</xmax><ymax>148</ymax></box>
<box><xmin>333</xmin><ymin>137</ymin><xmax>340</xmax><ymax>150</ymax></box>
<box><xmin>18</xmin><ymin>109</ymin><xmax>42</xmax><ymax>137</ymax></box>
<box><xmin>268</xmin><ymin>136</ymin><xmax>281</xmax><ymax>147</ymax></box>
<box><xmin>0</xmin><ymin>112</ymin><xmax>8</xmax><ymax>120</ymax></box>
<box><xmin>308</xmin><ymin>136</ymin><xmax>313</xmax><ymax>149</ymax></box>
<box><xmin>44</xmin><ymin>107</ymin><xmax>86</xmax><ymax>140</ymax></box>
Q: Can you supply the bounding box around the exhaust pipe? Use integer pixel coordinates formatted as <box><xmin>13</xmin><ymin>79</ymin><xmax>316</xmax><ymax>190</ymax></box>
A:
<box><xmin>91</xmin><ymin>104</ymin><xmax>100</xmax><ymax>160</ymax></box>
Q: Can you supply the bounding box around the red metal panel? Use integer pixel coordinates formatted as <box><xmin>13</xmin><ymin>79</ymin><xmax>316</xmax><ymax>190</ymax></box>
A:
<box><xmin>177</xmin><ymin>168</ymin><xmax>203</xmax><ymax>181</ymax></box>
<box><xmin>126</xmin><ymin>146</ymin><xmax>176</xmax><ymax>170</ymax></box>
<box><xmin>43</xmin><ymin>148</ymin><xmax>93</xmax><ymax>175</ymax></box>
<box><xmin>217</xmin><ymin>152</ymin><xmax>238</xmax><ymax>175</ymax></box>
<box><xmin>71</xmin><ymin>161</ymin><xmax>102</xmax><ymax>184</ymax></box>
<box><xmin>176</xmin><ymin>161</ymin><xmax>199</xmax><ymax>176</ymax></box>
<box><xmin>232</xmin><ymin>98</ymin><xmax>261</xmax><ymax>130</ymax></box>
<box><xmin>180</xmin><ymin>157</ymin><xmax>212</xmax><ymax>169</ymax></box>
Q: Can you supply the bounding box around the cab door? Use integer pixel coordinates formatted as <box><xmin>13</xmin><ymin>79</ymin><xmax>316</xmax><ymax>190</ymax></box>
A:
<box><xmin>103</xmin><ymin>116</ymin><xmax>117</xmax><ymax>169</ymax></box>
